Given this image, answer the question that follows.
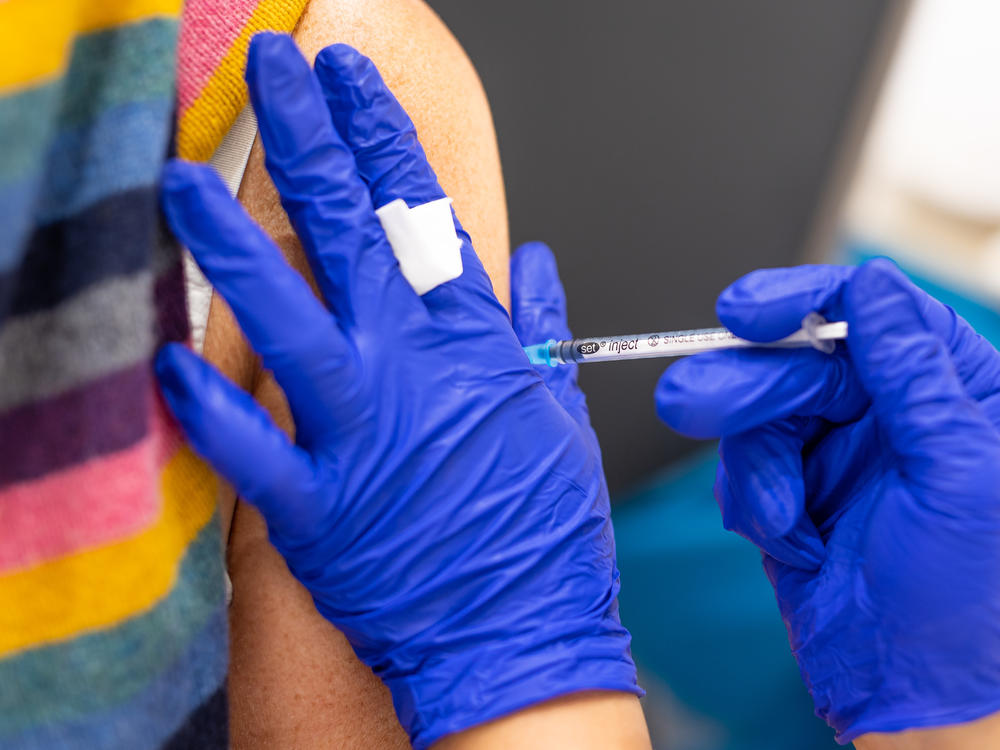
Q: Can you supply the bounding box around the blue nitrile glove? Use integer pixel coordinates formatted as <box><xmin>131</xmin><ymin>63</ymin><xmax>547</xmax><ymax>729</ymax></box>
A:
<box><xmin>655</xmin><ymin>259</ymin><xmax>1000</xmax><ymax>742</ymax></box>
<box><xmin>154</xmin><ymin>33</ymin><xmax>638</xmax><ymax>749</ymax></box>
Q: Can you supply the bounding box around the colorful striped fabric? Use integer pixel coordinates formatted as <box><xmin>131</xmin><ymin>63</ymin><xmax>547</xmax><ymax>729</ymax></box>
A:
<box><xmin>176</xmin><ymin>0</ymin><xmax>309</xmax><ymax>161</ymax></box>
<box><xmin>0</xmin><ymin>0</ymin><xmax>304</xmax><ymax>746</ymax></box>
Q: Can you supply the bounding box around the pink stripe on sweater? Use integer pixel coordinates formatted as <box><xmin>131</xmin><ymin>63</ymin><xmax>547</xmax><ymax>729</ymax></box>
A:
<box><xmin>177</xmin><ymin>0</ymin><xmax>262</xmax><ymax>114</ymax></box>
<box><xmin>0</xmin><ymin>403</ymin><xmax>176</xmax><ymax>574</ymax></box>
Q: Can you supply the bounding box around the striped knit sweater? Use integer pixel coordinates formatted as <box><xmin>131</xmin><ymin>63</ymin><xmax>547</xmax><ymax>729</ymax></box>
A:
<box><xmin>0</xmin><ymin>0</ymin><xmax>305</xmax><ymax>746</ymax></box>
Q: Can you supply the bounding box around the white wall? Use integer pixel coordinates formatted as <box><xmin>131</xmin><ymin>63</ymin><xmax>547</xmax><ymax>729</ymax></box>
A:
<box><xmin>864</xmin><ymin>0</ymin><xmax>1000</xmax><ymax>221</ymax></box>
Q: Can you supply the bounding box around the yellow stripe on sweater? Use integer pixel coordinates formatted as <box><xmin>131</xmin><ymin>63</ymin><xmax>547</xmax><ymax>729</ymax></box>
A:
<box><xmin>0</xmin><ymin>0</ymin><xmax>183</xmax><ymax>93</ymax></box>
<box><xmin>0</xmin><ymin>446</ymin><xmax>217</xmax><ymax>658</ymax></box>
<box><xmin>176</xmin><ymin>0</ymin><xmax>309</xmax><ymax>161</ymax></box>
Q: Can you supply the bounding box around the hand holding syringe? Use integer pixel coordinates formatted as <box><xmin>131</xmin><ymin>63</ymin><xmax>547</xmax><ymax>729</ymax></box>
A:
<box><xmin>524</xmin><ymin>313</ymin><xmax>847</xmax><ymax>366</ymax></box>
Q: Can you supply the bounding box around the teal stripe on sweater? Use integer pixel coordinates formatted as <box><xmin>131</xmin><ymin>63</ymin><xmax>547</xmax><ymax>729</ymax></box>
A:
<box><xmin>0</xmin><ymin>18</ymin><xmax>178</xmax><ymax>186</ymax></box>
<box><xmin>0</xmin><ymin>19</ymin><xmax>177</xmax><ymax>267</ymax></box>
<box><xmin>0</xmin><ymin>96</ymin><xmax>171</xmax><ymax>269</ymax></box>
<box><xmin>0</xmin><ymin>516</ymin><xmax>225</xmax><ymax>734</ymax></box>
<box><xmin>0</xmin><ymin>84</ymin><xmax>60</xmax><ymax>188</ymax></box>
<box><xmin>3</xmin><ymin>609</ymin><xmax>228</xmax><ymax>750</ymax></box>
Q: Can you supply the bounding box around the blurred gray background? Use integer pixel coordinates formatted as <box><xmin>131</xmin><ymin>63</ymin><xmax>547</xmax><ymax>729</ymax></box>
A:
<box><xmin>426</xmin><ymin>0</ymin><xmax>893</xmax><ymax>493</ymax></box>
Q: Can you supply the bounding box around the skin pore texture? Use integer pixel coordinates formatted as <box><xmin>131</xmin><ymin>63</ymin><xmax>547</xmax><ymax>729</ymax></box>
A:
<box><xmin>202</xmin><ymin>0</ymin><xmax>509</xmax><ymax>746</ymax></box>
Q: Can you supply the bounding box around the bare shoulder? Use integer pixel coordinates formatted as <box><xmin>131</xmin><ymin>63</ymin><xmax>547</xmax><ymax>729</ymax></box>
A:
<box><xmin>295</xmin><ymin>0</ymin><xmax>473</xmax><ymax>72</ymax></box>
<box><xmin>294</xmin><ymin>0</ymin><xmax>510</xmax><ymax>304</ymax></box>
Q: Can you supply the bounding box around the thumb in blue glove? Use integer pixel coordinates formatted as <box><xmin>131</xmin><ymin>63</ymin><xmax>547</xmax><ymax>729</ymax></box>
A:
<box><xmin>656</xmin><ymin>259</ymin><xmax>1000</xmax><ymax>741</ymax></box>
<box><xmin>510</xmin><ymin>241</ymin><xmax>592</xmax><ymax>433</ymax></box>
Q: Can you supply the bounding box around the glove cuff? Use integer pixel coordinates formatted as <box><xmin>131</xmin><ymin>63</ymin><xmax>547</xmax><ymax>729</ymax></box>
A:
<box><xmin>383</xmin><ymin>629</ymin><xmax>642</xmax><ymax>749</ymax></box>
<box><xmin>801</xmin><ymin>633</ymin><xmax>1000</xmax><ymax>743</ymax></box>
<box><xmin>834</xmin><ymin>699</ymin><xmax>1000</xmax><ymax>745</ymax></box>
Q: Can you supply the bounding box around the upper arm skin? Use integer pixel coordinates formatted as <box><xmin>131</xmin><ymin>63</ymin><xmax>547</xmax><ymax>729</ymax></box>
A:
<box><xmin>200</xmin><ymin>1</ymin><xmax>510</xmax><ymax>747</ymax></box>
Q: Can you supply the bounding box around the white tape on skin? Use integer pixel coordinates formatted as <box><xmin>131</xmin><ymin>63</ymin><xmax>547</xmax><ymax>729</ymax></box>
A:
<box><xmin>375</xmin><ymin>198</ymin><xmax>464</xmax><ymax>295</ymax></box>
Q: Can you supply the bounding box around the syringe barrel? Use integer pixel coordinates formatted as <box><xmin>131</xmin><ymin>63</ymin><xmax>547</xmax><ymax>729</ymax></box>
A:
<box><xmin>530</xmin><ymin>320</ymin><xmax>848</xmax><ymax>367</ymax></box>
<box><xmin>557</xmin><ymin>328</ymin><xmax>741</xmax><ymax>364</ymax></box>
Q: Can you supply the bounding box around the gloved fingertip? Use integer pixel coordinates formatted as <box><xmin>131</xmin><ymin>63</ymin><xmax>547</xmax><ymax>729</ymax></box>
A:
<box><xmin>160</xmin><ymin>159</ymin><xmax>226</xmax><ymax>202</ymax></box>
<box><xmin>510</xmin><ymin>242</ymin><xmax>573</xmax><ymax>344</ymax></box>
<box><xmin>248</xmin><ymin>29</ymin><xmax>288</xmax><ymax>48</ymax></box>
<box><xmin>654</xmin><ymin>361</ymin><xmax>721</xmax><ymax>439</ymax></box>
<box><xmin>715</xmin><ymin>277</ymin><xmax>761</xmax><ymax>324</ymax></box>
<box><xmin>245</xmin><ymin>34</ymin><xmax>318</xmax><ymax>141</ymax></box>
<box><xmin>858</xmin><ymin>254</ymin><xmax>902</xmax><ymax>276</ymax></box>
<box><xmin>715</xmin><ymin>270</ymin><xmax>792</xmax><ymax>340</ymax></box>
<box><xmin>760</xmin><ymin>552</ymin><xmax>813</xmax><ymax>603</ymax></box>
<box><xmin>756</xmin><ymin>477</ymin><xmax>804</xmax><ymax>539</ymax></box>
<box><xmin>790</xmin><ymin>526</ymin><xmax>825</xmax><ymax>570</ymax></box>
<box><xmin>514</xmin><ymin>240</ymin><xmax>554</xmax><ymax>255</ymax></box>
<box><xmin>154</xmin><ymin>343</ymin><xmax>202</xmax><ymax>415</ymax></box>
<box><xmin>654</xmin><ymin>366</ymin><xmax>684</xmax><ymax>421</ymax></box>
<box><xmin>314</xmin><ymin>43</ymin><xmax>386</xmax><ymax>114</ymax></box>
<box><xmin>845</xmin><ymin>257</ymin><xmax>908</xmax><ymax>308</ymax></box>
<box><xmin>314</xmin><ymin>41</ymin><xmax>441</xmax><ymax>211</ymax></box>
<box><xmin>153</xmin><ymin>342</ymin><xmax>179</xmax><ymax>385</ymax></box>
<box><xmin>511</xmin><ymin>242</ymin><xmax>560</xmax><ymax>298</ymax></box>
<box><xmin>512</xmin><ymin>240</ymin><xmax>555</xmax><ymax>269</ymax></box>
<box><xmin>843</xmin><ymin>259</ymin><xmax>930</xmax><ymax>371</ymax></box>
<box><xmin>717</xmin><ymin>265</ymin><xmax>853</xmax><ymax>341</ymax></box>
<box><xmin>156</xmin><ymin>338</ymin><xmax>200</xmax><ymax>377</ymax></box>
<box><xmin>160</xmin><ymin>158</ymin><xmax>191</xmax><ymax>191</ymax></box>
<box><xmin>761</xmin><ymin>529</ymin><xmax>824</xmax><ymax>572</ymax></box>
<box><xmin>159</xmin><ymin>162</ymin><xmax>236</xmax><ymax>250</ymax></box>
<box><xmin>314</xmin><ymin>42</ymin><xmax>367</xmax><ymax>78</ymax></box>
<box><xmin>245</xmin><ymin>31</ymin><xmax>299</xmax><ymax>85</ymax></box>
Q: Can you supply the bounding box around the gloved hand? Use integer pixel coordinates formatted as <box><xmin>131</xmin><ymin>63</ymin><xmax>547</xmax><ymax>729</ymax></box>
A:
<box><xmin>655</xmin><ymin>260</ymin><xmax>1000</xmax><ymax>742</ymax></box>
<box><xmin>155</xmin><ymin>33</ymin><xmax>637</xmax><ymax>749</ymax></box>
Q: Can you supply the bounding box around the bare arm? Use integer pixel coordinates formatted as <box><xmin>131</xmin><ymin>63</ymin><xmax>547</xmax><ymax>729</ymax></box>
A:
<box><xmin>434</xmin><ymin>692</ymin><xmax>651</xmax><ymax>750</ymax></box>
<box><xmin>855</xmin><ymin>712</ymin><xmax>1000</xmax><ymax>750</ymax></box>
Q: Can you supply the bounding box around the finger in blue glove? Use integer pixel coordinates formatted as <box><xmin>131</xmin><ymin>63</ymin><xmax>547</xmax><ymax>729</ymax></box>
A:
<box><xmin>510</xmin><ymin>241</ymin><xmax>593</xmax><ymax>430</ymax></box>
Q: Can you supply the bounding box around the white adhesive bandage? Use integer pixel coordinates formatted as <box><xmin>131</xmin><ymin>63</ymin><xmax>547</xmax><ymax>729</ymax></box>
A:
<box><xmin>375</xmin><ymin>198</ymin><xmax>464</xmax><ymax>295</ymax></box>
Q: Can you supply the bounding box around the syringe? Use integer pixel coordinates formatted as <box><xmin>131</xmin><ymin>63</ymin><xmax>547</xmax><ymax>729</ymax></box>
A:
<box><xmin>524</xmin><ymin>314</ymin><xmax>847</xmax><ymax>367</ymax></box>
